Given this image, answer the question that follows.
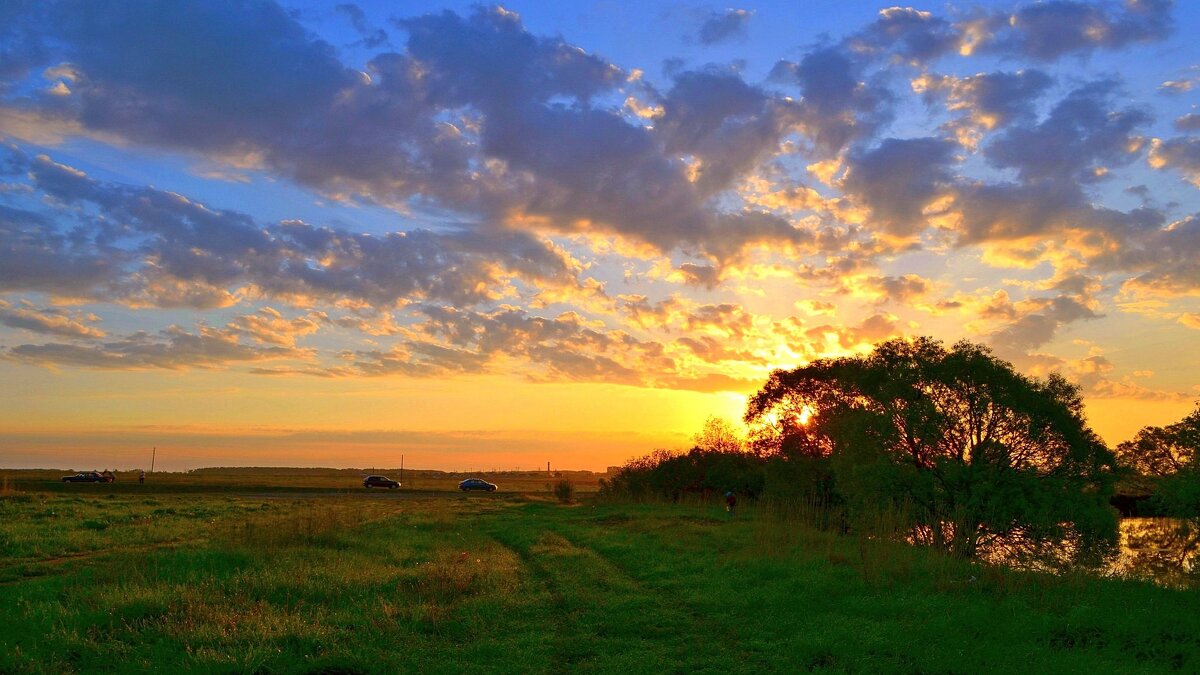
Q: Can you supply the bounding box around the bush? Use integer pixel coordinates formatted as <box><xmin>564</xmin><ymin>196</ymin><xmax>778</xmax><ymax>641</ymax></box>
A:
<box><xmin>600</xmin><ymin>447</ymin><xmax>765</xmax><ymax>502</ymax></box>
<box><xmin>553</xmin><ymin>479</ymin><xmax>575</xmax><ymax>503</ymax></box>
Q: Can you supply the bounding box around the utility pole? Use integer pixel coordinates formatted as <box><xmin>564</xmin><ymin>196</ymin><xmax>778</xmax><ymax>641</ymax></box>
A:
<box><xmin>547</xmin><ymin>461</ymin><xmax>551</xmax><ymax>476</ymax></box>
<box><xmin>400</xmin><ymin>454</ymin><xmax>404</xmax><ymax>488</ymax></box>
<box><xmin>150</xmin><ymin>446</ymin><xmax>156</xmax><ymax>474</ymax></box>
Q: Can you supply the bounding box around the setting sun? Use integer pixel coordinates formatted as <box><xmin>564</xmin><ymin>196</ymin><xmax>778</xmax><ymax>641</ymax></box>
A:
<box><xmin>799</xmin><ymin>405</ymin><xmax>814</xmax><ymax>426</ymax></box>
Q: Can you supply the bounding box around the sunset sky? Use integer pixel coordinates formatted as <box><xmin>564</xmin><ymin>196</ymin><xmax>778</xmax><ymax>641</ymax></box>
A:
<box><xmin>1</xmin><ymin>0</ymin><xmax>1199</xmax><ymax>471</ymax></box>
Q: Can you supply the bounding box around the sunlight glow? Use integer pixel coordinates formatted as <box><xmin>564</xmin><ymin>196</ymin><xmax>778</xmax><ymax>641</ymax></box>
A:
<box><xmin>799</xmin><ymin>405</ymin><xmax>814</xmax><ymax>426</ymax></box>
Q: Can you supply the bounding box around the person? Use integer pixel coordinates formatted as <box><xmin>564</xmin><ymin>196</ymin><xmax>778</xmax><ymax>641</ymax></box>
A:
<box><xmin>139</xmin><ymin>470</ymin><xmax>145</xmax><ymax>484</ymax></box>
<box><xmin>725</xmin><ymin>491</ymin><xmax>737</xmax><ymax>518</ymax></box>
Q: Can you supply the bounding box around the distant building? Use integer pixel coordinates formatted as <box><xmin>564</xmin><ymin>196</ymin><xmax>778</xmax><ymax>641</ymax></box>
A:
<box><xmin>606</xmin><ymin>466</ymin><xmax>622</xmax><ymax>475</ymax></box>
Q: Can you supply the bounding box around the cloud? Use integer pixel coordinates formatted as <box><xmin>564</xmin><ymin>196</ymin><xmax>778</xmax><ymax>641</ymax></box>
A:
<box><xmin>1175</xmin><ymin>114</ymin><xmax>1200</xmax><ymax>132</ymax></box>
<box><xmin>654</xmin><ymin>67</ymin><xmax>797</xmax><ymax>196</ymax></box>
<box><xmin>841</xmin><ymin>137</ymin><xmax>958</xmax><ymax>236</ymax></box>
<box><xmin>0</xmin><ymin>299</ymin><xmax>105</xmax><ymax>338</ymax></box>
<box><xmin>696</xmin><ymin>9</ymin><xmax>752</xmax><ymax>45</ymax></box>
<box><xmin>1160</xmin><ymin>79</ymin><xmax>1193</xmax><ymax>94</ymax></box>
<box><xmin>676</xmin><ymin>263</ymin><xmax>721</xmax><ymax>289</ymax></box>
<box><xmin>1148</xmin><ymin>136</ymin><xmax>1200</xmax><ymax>187</ymax></box>
<box><xmin>335</xmin><ymin>3</ymin><xmax>389</xmax><ymax>49</ymax></box>
<box><xmin>7</xmin><ymin>324</ymin><xmax>307</xmax><ymax>370</ymax></box>
<box><xmin>227</xmin><ymin>307</ymin><xmax>328</xmax><ymax>347</ymax></box>
<box><xmin>0</xmin><ymin>202</ymin><xmax>123</xmax><ymax>298</ymax></box>
<box><xmin>855</xmin><ymin>274</ymin><xmax>935</xmax><ymax>305</ymax></box>
<box><xmin>989</xmin><ymin>292</ymin><xmax>1102</xmax><ymax>356</ymax></box>
<box><xmin>2</xmin><ymin>148</ymin><xmax>586</xmax><ymax>309</ymax></box>
<box><xmin>975</xmin><ymin>0</ymin><xmax>1174</xmax><ymax>61</ymax></box>
<box><xmin>914</xmin><ymin>69</ymin><xmax>1053</xmax><ymax>146</ymax></box>
<box><xmin>799</xmin><ymin>313</ymin><xmax>906</xmax><ymax>357</ymax></box>
<box><xmin>309</xmin><ymin>304</ymin><xmax>678</xmax><ymax>386</ymax></box>
<box><xmin>617</xmin><ymin>294</ymin><xmax>758</xmax><ymax>340</ymax></box>
<box><xmin>1157</xmin><ymin>65</ymin><xmax>1199</xmax><ymax>95</ymax></box>
<box><xmin>21</xmin><ymin>0</ymin><xmax>362</xmax><ymax>158</ymax></box>
<box><xmin>1111</xmin><ymin>213</ymin><xmax>1200</xmax><ymax>295</ymax></box>
<box><xmin>984</xmin><ymin>80</ymin><xmax>1150</xmax><ymax>185</ymax></box>
<box><xmin>848</xmin><ymin>6</ymin><xmax>961</xmax><ymax>64</ymax></box>
<box><xmin>1177</xmin><ymin>313</ymin><xmax>1200</xmax><ymax>330</ymax></box>
<box><xmin>675</xmin><ymin>335</ymin><xmax>762</xmax><ymax>364</ymax></box>
<box><xmin>770</xmin><ymin>45</ymin><xmax>895</xmax><ymax>156</ymax></box>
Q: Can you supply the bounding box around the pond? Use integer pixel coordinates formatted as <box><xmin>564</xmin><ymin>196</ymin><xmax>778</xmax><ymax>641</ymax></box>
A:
<box><xmin>1108</xmin><ymin>517</ymin><xmax>1200</xmax><ymax>588</ymax></box>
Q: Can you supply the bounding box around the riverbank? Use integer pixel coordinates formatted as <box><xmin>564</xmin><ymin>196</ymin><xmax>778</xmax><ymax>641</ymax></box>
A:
<box><xmin>2</xmin><ymin>490</ymin><xmax>1198</xmax><ymax>673</ymax></box>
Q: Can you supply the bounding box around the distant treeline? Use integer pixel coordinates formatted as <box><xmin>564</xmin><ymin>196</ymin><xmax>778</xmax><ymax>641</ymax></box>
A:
<box><xmin>187</xmin><ymin>466</ymin><xmax>602</xmax><ymax>478</ymax></box>
<box><xmin>602</xmin><ymin>337</ymin><xmax>1200</xmax><ymax>565</ymax></box>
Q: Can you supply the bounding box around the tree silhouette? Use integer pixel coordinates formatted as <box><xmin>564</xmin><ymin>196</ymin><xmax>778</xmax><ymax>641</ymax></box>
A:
<box><xmin>693</xmin><ymin>416</ymin><xmax>745</xmax><ymax>454</ymax></box>
<box><xmin>1117</xmin><ymin>405</ymin><xmax>1200</xmax><ymax>519</ymax></box>
<box><xmin>1116</xmin><ymin>405</ymin><xmax>1200</xmax><ymax>476</ymax></box>
<box><xmin>745</xmin><ymin>337</ymin><xmax>1118</xmax><ymax>561</ymax></box>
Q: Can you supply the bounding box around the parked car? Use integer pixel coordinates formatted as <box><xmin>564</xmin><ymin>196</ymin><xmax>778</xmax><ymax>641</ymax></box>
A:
<box><xmin>458</xmin><ymin>478</ymin><xmax>498</xmax><ymax>492</ymax></box>
<box><xmin>62</xmin><ymin>471</ymin><xmax>106</xmax><ymax>483</ymax></box>
<box><xmin>363</xmin><ymin>475</ymin><xmax>400</xmax><ymax>489</ymax></box>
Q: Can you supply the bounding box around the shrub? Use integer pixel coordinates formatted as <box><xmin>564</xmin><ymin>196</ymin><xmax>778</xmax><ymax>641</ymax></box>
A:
<box><xmin>553</xmin><ymin>478</ymin><xmax>575</xmax><ymax>503</ymax></box>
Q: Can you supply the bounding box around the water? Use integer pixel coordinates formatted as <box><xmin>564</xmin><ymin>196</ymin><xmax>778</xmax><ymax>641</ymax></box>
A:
<box><xmin>1108</xmin><ymin>518</ymin><xmax>1200</xmax><ymax>588</ymax></box>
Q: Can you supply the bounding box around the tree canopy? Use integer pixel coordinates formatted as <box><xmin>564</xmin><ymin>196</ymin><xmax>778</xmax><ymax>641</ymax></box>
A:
<box><xmin>1118</xmin><ymin>405</ymin><xmax>1200</xmax><ymax>519</ymax></box>
<box><xmin>1116</xmin><ymin>405</ymin><xmax>1200</xmax><ymax>477</ymax></box>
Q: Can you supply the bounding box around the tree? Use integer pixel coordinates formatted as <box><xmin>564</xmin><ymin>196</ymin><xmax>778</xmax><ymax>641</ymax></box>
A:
<box><xmin>1116</xmin><ymin>405</ymin><xmax>1200</xmax><ymax>477</ymax></box>
<box><xmin>693</xmin><ymin>416</ymin><xmax>745</xmax><ymax>454</ymax></box>
<box><xmin>745</xmin><ymin>337</ymin><xmax>1118</xmax><ymax>562</ymax></box>
<box><xmin>1117</xmin><ymin>405</ymin><xmax>1200</xmax><ymax>519</ymax></box>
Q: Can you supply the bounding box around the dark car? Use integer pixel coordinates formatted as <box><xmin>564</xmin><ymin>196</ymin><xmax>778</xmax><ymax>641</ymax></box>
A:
<box><xmin>458</xmin><ymin>478</ymin><xmax>497</xmax><ymax>492</ymax></box>
<box><xmin>363</xmin><ymin>475</ymin><xmax>400</xmax><ymax>489</ymax></box>
<box><xmin>62</xmin><ymin>471</ymin><xmax>106</xmax><ymax>483</ymax></box>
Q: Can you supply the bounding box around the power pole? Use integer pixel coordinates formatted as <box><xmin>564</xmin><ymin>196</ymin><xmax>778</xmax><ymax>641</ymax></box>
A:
<box><xmin>150</xmin><ymin>446</ymin><xmax>156</xmax><ymax>474</ymax></box>
<box><xmin>400</xmin><ymin>454</ymin><xmax>404</xmax><ymax>488</ymax></box>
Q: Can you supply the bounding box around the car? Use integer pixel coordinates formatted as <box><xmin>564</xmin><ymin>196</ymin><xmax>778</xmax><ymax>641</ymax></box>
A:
<box><xmin>363</xmin><ymin>475</ymin><xmax>400</xmax><ymax>489</ymax></box>
<box><xmin>458</xmin><ymin>478</ymin><xmax>498</xmax><ymax>492</ymax></box>
<box><xmin>62</xmin><ymin>471</ymin><xmax>106</xmax><ymax>483</ymax></box>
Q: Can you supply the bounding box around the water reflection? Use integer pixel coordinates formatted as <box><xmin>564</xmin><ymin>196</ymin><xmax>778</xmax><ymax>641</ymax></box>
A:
<box><xmin>1108</xmin><ymin>518</ymin><xmax>1200</xmax><ymax>588</ymax></box>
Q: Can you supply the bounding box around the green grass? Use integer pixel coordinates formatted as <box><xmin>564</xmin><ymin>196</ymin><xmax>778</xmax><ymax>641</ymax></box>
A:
<box><xmin>1</xmin><ymin>488</ymin><xmax>1198</xmax><ymax>673</ymax></box>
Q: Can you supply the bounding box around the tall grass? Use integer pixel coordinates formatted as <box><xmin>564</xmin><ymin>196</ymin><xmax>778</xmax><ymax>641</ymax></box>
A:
<box><xmin>213</xmin><ymin>500</ymin><xmax>387</xmax><ymax>550</ymax></box>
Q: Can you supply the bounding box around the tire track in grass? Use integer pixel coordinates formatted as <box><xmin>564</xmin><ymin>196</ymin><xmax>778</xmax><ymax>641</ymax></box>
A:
<box><xmin>482</xmin><ymin>528</ymin><xmax>576</xmax><ymax>674</ymax></box>
<box><xmin>543</xmin><ymin>519</ymin><xmax>762</xmax><ymax>673</ymax></box>
<box><xmin>484</xmin><ymin>512</ymin><xmax>744</xmax><ymax>674</ymax></box>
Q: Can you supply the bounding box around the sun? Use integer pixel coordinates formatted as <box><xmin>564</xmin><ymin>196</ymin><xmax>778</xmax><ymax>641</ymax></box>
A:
<box><xmin>798</xmin><ymin>405</ymin><xmax>814</xmax><ymax>426</ymax></box>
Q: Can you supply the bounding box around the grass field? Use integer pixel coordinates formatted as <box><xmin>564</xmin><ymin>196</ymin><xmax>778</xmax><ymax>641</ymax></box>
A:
<box><xmin>2</xmin><ymin>480</ymin><xmax>1199</xmax><ymax>674</ymax></box>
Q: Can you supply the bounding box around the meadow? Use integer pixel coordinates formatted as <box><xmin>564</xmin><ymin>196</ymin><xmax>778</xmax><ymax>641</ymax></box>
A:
<box><xmin>1</xmin><ymin>476</ymin><xmax>1199</xmax><ymax>673</ymax></box>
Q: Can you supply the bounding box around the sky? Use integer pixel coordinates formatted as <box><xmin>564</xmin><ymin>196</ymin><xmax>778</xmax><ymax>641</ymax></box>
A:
<box><xmin>1</xmin><ymin>0</ymin><xmax>1199</xmax><ymax>471</ymax></box>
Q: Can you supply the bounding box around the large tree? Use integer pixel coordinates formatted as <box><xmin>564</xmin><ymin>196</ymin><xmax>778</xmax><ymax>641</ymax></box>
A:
<box><xmin>745</xmin><ymin>337</ymin><xmax>1117</xmax><ymax>562</ymax></box>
